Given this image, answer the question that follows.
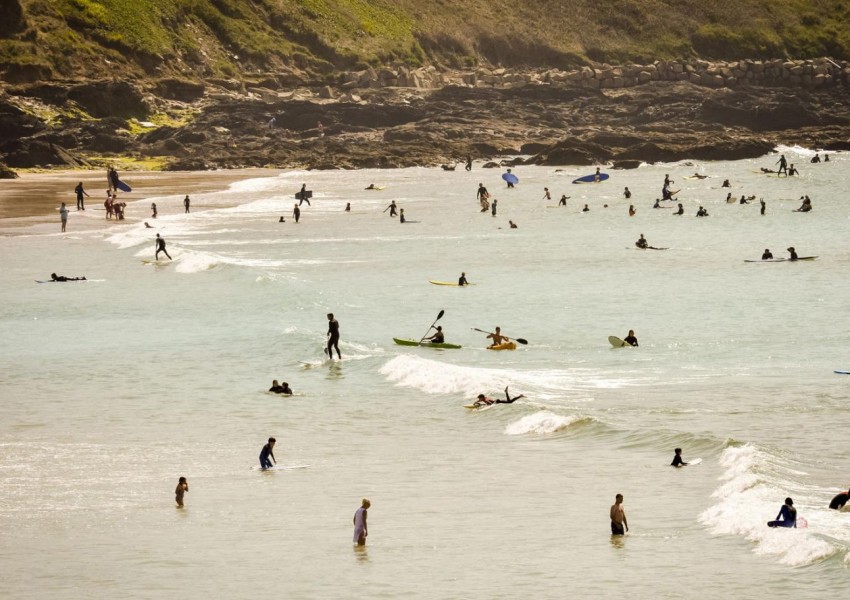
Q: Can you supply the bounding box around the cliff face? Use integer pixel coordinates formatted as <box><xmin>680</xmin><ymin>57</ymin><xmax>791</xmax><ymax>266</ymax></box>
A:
<box><xmin>3</xmin><ymin>0</ymin><xmax>850</xmax><ymax>84</ymax></box>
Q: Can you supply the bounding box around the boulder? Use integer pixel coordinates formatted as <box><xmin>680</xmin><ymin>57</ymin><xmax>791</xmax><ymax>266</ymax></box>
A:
<box><xmin>68</xmin><ymin>81</ymin><xmax>149</xmax><ymax>118</ymax></box>
<box><xmin>0</xmin><ymin>162</ymin><xmax>18</xmax><ymax>179</ymax></box>
<box><xmin>153</xmin><ymin>78</ymin><xmax>206</xmax><ymax>102</ymax></box>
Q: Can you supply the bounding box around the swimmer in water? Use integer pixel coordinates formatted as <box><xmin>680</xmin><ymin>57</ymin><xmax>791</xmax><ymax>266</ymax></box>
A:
<box><xmin>673</xmin><ymin>204</ymin><xmax>684</xmax><ymax>215</ymax></box>
<box><xmin>671</xmin><ymin>448</ymin><xmax>688</xmax><ymax>467</ymax></box>
<box><xmin>623</xmin><ymin>330</ymin><xmax>638</xmax><ymax>347</ymax></box>
<box><xmin>610</xmin><ymin>494</ymin><xmax>629</xmax><ymax>535</ymax></box>
<box><xmin>761</xmin><ymin>249</ymin><xmax>774</xmax><ymax>260</ymax></box>
<box><xmin>767</xmin><ymin>497</ymin><xmax>796</xmax><ymax>528</ymax></box>
<box><xmin>828</xmin><ymin>488</ymin><xmax>850</xmax><ymax>510</ymax></box>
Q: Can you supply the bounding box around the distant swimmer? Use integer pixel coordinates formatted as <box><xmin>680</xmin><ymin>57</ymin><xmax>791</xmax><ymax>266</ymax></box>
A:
<box><xmin>559</xmin><ymin>194</ymin><xmax>568</xmax><ymax>207</ymax></box>
<box><xmin>762</xmin><ymin>249</ymin><xmax>774</xmax><ymax>260</ymax></box>
<box><xmin>184</xmin><ymin>195</ymin><xmax>190</xmax><ymax>213</ymax></box>
<box><xmin>760</xmin><ymin>199</ymin><xmax>766</xmax><ymax>215</ymax></box>
<box><xmin>767</xmin><ymin>497</ymin><xmax>796</xmax><ymax>528</ymax></box>
<box><xmin>145</xmin><ymin>221</ymin><xmax>153</xmax><ymax>228</ymax></box>
<box><xmin>345</xmin><ymin>202</ymin><xmax>351</xmax><ymax>212</ymax></box>
<box><xmin>175</xmin><ymin>476</ymin><xmax>188</xmax><ymax>508</ymax></box>
<box><xmin>542</xmin><ymin>187</ymin><xmax>551</xmax><ymax>201</ymax></box>
<box><xmin>292</xmin><ymin>204</ymin><xmax>300</xmax><ymax>223</ymax></box>
<box><xmin>795</xmin><ymin>198</ymin><xmax>812</xmax><ymax>212</ymax></box>
<box><xmin>269</xmin><ymin>380</ymin><xmax>292</xmax><ymax>394</ymax></box>
<box><xmin>610</xmin><ymin>493</ymin><xmax>629</xmax><ymax>535</ymax></box>
<box><xmin>623</xmin><ymin>330</ymin><xmax>638</xmax><ymax>347</ymax></box>
<box><xmin>491</xmin><ymin>198</ymin><xmax>497</xmax><ymax>217</ymax></box>
<box><xmin>425</xmin><ymin>325</ymin><xmax>445</xmax><ymax>344</ymax></box>
<box><xmin>760</xmin><ymin>167</ymin><xmax>775</xmax><ymax>174</ymax></box>
<box><xmin>828</xmin><ymin>488</ymin><xmax>850</xmax><ymax>510</ymax></box>
<box><xmin>155</xmin><ymin>233</ymin><xmax>172</xmax><ymax>260</ymax></box>
<box><xmin>691</xmin><ymin>172</ymin><xmax>708</xmax><ymax>179</ymax></box>
<box><xmin>624</xmin><ymin>187</ymin><xmax>631</xmax><ymax>199</ymax></box>
<box><xmin>721</xmin><ymin>179</ymin><xmax>731</xmax><ymax>188</ymax></box>
<box><xmin>74</xmin><ymin>182</ymin><xmax>89</xmax><ymax>210</ymax></box>
<box><xmin>673</xmin><ymin>204</ymin><xmax>684</xmax><ymax>215</ymax></box>
<box><xmin>825</xmin><ymin>154</ymin><xmax>830</xmax><ymax>162</ymax></box>
<box><xmin>259</xmin><ymin>437</ymin><xmax>276</xmax><ymax>470</ymax></box>
<box><xmin>663</xmin><ymin>173</ymin><xmax>672</xmax><ymax>187</ymax></box>
<box><xmin>726</xmin><ymin>193</ymin><xmax>734</xmax><ymax>203</ymax></box>
<box><xmin>671</xmin><ymin>448</ymin><xmax>688</xmax><ymax>467</ymax></box>
<box><xmin>628</xmin><ymin>205</ymin><xmax>636</xmax><ymax>216</ymax></box>
<box><xmin>811</xmin><ymin>153</ymin><xmax>821</xmax><ymax>163</ymax></box>
<box><xmin>458</xmin><ymin>272</ymin><xmax>468</xmax><ymax>286</ymax></box>
<box><xmin>636</xmin><ymin>234</ymin><xmax>648</xmax><ymax>249</ymax></box>
<box><xmin>353</xmin><ymin>498</ymin><xmax>370</xmax><ymax>546</ymax></box>
<box><xmin>384</xmin><ymin>200</ymin><xmax>397</xmax><ymax>216</ymax></box>
<box><xmin>582</xmin><ymin>204</ymin><xmax>590</xmax><ymax>212</ymax></box>
<box><xmin>465</xmin><ymin>155</ymin><xmax>472</xmax><ymax>171</ymax></box>
<box><xmin>776</xmin><ymin>154</ymin><xmax>788</xmax><ymax>175</ymax></box>
<box><xmin>477</xmin><ymin>183</ymin><xmax>489</xmax><ymax>200</ymax></box>
<box><xmin>59</xmin><ymin>202</ymin><xmax>68</xmax><ymax>232</ymax></box>
<box><xmin>787</xmin><ymin>246</ymin><xmax>798</xmax><ymax>261</ymax></box>
<box><xmin>486</xmin><ymin>326</ymin><xmax>510</xmax><ymax>348</ymax></box>
<box><xmin>326</xmin><ymin>313</ymin><xmax>341</xmax><ymax>359</ymax></box>
<box><xmin>788</xmin><ymin>164</ymin><xmax>799</xmax><ymax>177</ymax></box>
<box><xmin>473</xmin><ymin>386</ymin><xmax>525</xmax><ymax>406</ymax></box>
<box><xmin>151</xmin><ymin>203</ymin><xmax>158</xmax><ymax>219</ymax></box>
<box><xmin>50</xmin><ymin>273</ymin><xmax>86</xmax><ymax>282</ymax></box>
<box><xmin>269</xmin><ymin>379</ymin><xmax>283</xmax><ymax>392</ymax></box>
<box><xmin>278</xmin><ymin>216</ymin><xmax>285</xmax><ymax>223</ymax></box>
<box><xmin>696</xmin><ymin>206</ymin><xmax>709</xmax><ymax>217</ymax></box>
<box><xmin>399</xmin><ymin>208</ymin><xmax>406</xmax><ymax>223</ymax></box>
<box><xmin>509</xmin><ymin>220</ymin><xmax>517</xmax><ymax>228</ymax></box>
<box><xmin>365</xmin><ymin>183</ymin><xmax>377</xmax><ymax>190</ymax></box>
<box><xmin>298</xmin><ymin>183</ymin><xmax>310</xmax><ymax>206</ymax></box>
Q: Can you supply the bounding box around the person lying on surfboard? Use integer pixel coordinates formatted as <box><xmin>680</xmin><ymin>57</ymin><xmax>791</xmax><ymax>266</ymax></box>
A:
<box><xmin>50</xmin><ymin>273</ymin><xmax>86</xmax><ymax>282</ymax></box>
<box><xmin>486</xmin><ymin>327</ymin><xmax>510</xmax><ymax>348</ymax></box>
<box><xmin>473</xmin><ymin>387</ymin><xmax>525</xmax><ymax>406</ymax></box>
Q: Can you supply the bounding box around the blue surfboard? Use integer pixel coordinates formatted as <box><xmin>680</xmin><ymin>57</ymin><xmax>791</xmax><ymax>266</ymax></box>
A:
<box><xmin>502</xmin><ymin>173</ymin><xmax>519</xmax><ymax>185</ymax></box>
<box><xmin>573</xmin><ymin>173</ymin><xmax>610</xmax><ymax>184</ymax></box>
<box><xmin>115</xmin><ymin>180</ymin><xmax>131</xmax><ymax>193</ymax></box>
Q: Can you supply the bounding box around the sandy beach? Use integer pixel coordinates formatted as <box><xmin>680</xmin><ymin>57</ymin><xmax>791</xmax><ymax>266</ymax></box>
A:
<box><xmin>0</xmin><ymin>168</ymin><xmax>282</xmax><ymax>234</ymax></box>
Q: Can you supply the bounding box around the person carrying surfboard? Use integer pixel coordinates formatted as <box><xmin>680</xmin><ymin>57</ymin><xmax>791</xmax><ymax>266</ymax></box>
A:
<box><xmin>298</xmin><ymin>184</ymin><xmax>310</xmax><ymax>206</ymax></box>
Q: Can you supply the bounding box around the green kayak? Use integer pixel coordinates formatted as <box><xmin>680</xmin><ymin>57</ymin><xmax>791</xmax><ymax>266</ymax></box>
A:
<box><xmin>393</xmin><ymin>337</ymin><xmax>462</xmax><ymax>350</ymax></box>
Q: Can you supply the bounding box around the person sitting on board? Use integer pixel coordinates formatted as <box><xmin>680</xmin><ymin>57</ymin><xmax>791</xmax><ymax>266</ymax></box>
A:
<box><xmin>828</xmin><ymin>488</ymin><xmax>850</xmax><ymax>510</ymax></box>
<box><xmin>582</xmin><ymin>204</ymin><xmax>590</xmax><ymax>212</ymax></box>
<box><xmin>767</xmin><ymin>497</ymin><xmax>796</xmax><ymax>528</ymax></box>
<box><xmin>50</xmin><ymin>273</ymin><xmax>86</xmax><ymax>282</ymax></box>
<box><xmin>458</xmin><ymin>272</ymin><xmax>468</xmax><ymax>286</ymax></box>
<box><xmin>636</xmin><ymin>234</ymin><xmax>648</xmax><ymax>249</ymax></box>
<box><xmin>486</xmin><ymin>327</ymin><xmax>510</xmax><ymax>348</ymax></box>
<box><xmin>399</xmin><ymin>208</ymin><xmax>406</xmax><ymax>223</ymax></box>
<box><xmin>279</xmin><ymin>382</ymin><xmax>292</xmax><ymax>395</ymax></box>
<box><xmin>425</xmin><ymin>326</ymin><xmax>445</xmax><ymax>344</ymax></box>
<box><xmin>787</xmin><ymin>246</ymin><xmax>799</xmax><ymax>261</ymax></box>
<box><xmin>623</xmin><ymin>330</ymin><xmax>639</xmax><ymax>347</ymax></box>
<box><xmin>594</xmin><ymin>167</ymin><xmax>602</xmax><ymax>182</ymax></box>
<box><xmin>761</xmin><ymin>249</ymin><xmax>774</xmax><ymax>260</ymax></box>
<box><xmin>811</xmin><ymin>153</ymin><xmax>821</xmax><ymax>163</ymax></box>
<box><xmin>509</xmin><ymin>220</ymin><xmax>518</xmax><ymax>228</ymax></box>
<box><xmin>259</xmin><ymin>437</ymin><xmax>276</xmax><ymax>470</ymax></box>
<box><xmin>796</xmin><ymin>198</ymin><xmax>812</xmax><ymax>212</ymax></box>
<box><xmin>671</xmin><ymin>448</ymin><xmax>688</xmax><ymax>467</ymax></box>
<box><xmin>673</xmin><ymin>204</ymin><xmax>684</xmax><ymax>216</ymax></box>
<box><xmin>788</xmin><ymin>164</ymin><xmax>799</xmax><ymax>176</ymax></box>
<box><xmin>696</xmin><ymin>206</ymin><xmax>709</xmax><ymax>217</ymax></box>
<box><xmin>722</xmin><ymin>179</ymin><xmax>731</xmax><ymax>188</ymax></box>
<box><xmin>269</xmin><ymin>380</ymin><xmax>283</xmax><ymax>393</ymax></box>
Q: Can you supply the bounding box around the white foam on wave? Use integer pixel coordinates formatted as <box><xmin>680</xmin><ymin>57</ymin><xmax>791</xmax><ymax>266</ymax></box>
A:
<box><xmin>698</xmin><ymin>444</ymin><xmax>836</xmax><ymax>566</ymax></box>
<box><xmin>380</xmin><ymin>354</ymin><xmax>497</xmax><ymax>395</ymax></box>
<box><xmin>774</xmin><ymin>143</ymin><xmax>818</xmax><ymax>156</ymax></box>
<box><xmin>504</xmin><ymin>411</ymin><xmax>583</xmax><ymax>435</ymax></box>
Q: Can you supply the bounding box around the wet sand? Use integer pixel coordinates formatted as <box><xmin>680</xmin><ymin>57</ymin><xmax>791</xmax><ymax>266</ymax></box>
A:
<box><xmin>0</xmin><ymin>169</ymin><xmax>282</xmax><ymax>233</ymax></box>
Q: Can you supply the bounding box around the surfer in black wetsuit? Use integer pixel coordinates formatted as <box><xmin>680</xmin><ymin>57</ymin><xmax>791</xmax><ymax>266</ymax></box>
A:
<box><xmin>760</xmin><ymin>199</ymin><xmax>766</xmax><ymax>215</ymax></box>
<box><xmin>674</xmin><ymin>203</ymin><xmax>684</xmax><ymax>215</ymax></box>
<box><xmin>811</xmin><ymin>153</ymin><xmax>821</xmax><ymax>163</ymax></box>
<box><xmin>474</xmin><ymin>386</ymin><xmax>524</xmax><ymax>406</ymax></box>
<box><xmin>399</xmin><ymin>208</ymin><xmax>406</xmax><ymax>223</ymax></box>
<box><xmin>796</xmin><ymin>198</ymin><xmax>812</xmax><ymax>212</ymax></box>
<box><xmin>696</xmin><ymin>206</ymin><xmax>709</xmax><ymax>217</ymax></box>
<box><xmin>50</xmin><ymin>273</ymin><xmax>86</xmax><ymax>282</ymax></box>
<box><xmin>829</xmin><ymin>488</ymin><xmax>850</xmax><ymax>510</ymax></box>
<box><xmin>788</xmin><ymin>164</ymin><xmax>799</xmax><ymax>176</ymax></box>
<box><xmin>671</xmin><ymin>448</ymin><xmax>688</xmax><ymax>467</ymax></box>
<box><xmin>458</xmin><ymin>272</ymin><xmax>468</xmax><ymax>286</ymax></box>
<box><xmin>259</xmin><ymin>437</ymin><xmax>276</xmax><ymax>470</ymax></box>
<box><xmin>326</xmin><ymin>313</ymin><xmax>341</xmax><ymax>359</ymax></box>
<box><xmin>505</xmin><ymin>169</ymin><xmax>515</xmax><ymax>188</ymax></box>
<box><xmin>155</xmin><ymin>233</ymin><xmax>172</xmax><ymax>260</ymax></box>
<box><xmin>623</xmin><ymin>330</ymin><xmax>638</xmax><ymax>347</ymax></box>
<box><xmin>491</xmin><ymin>198</ymin><xmax>497</xmax><ymax>216</ymax></box>
<box><xmin>74</xmin><ymin>182</ymin><xmax>89</xmax><ymax>210</ymax></box>
<box><xmin>787</xmin><ymin>247</ymin><xmax>798</xmax><ymax>261</ymax></box>
<box><xmin>293</xmin><ymin>204</ymin><xmax>300</xmax><ymax>223</ymax></box>
<box><xmin>279</xmin><ymin>382</ymin><xmax>292</xmax><ymax>395</ymax></box>
<box><xmin>477</xmin><ymin>183</ymin><xmax>489</xmax><ymax>201</ymax></box>
<box><xmin>767</xmin><ymin>497</ymin><xmax>796</xmax><ymax>528</ymax></box>
<box><xmin>624</xmin><ymin>187</ymin><xmax>631</xmax><ymax>199</ymax></box>
<box><xmin>465</xmin><ymin>155</ymin><xmax>472</xmax><ymax>171</ymax></box>
<box><xmin>776</xmin><ymin>154</ymin><xmax>788</xmax><ymax>176</ymax></box>
<box><xmin>269</xmin><ymin>380</ymin><xmax>283</xmax><ymax>393</ymax></box>
<box><xmin>298</xmin><ymin>184</ymin><xmax>310</xmax><ymax>206</ymax></box>
<box><xmin>762</xmin><ymin>249</ymin><xmax>774</xmax><ymax>260</ymax></box>
<box><xmin>636</xmin><ymin>234</ymin><xmax>648</xmax><ymax>249</ymax></box>
<box><xmin>384</xmin><ymin>200</ymin><xmax>397</xmax><ymax>216</ymax></box>
<box><xmin>559</xmin><ymin>194</ymin><xmax>568</xmax><ymax>207</ymax></box>
<box><xmin>722</xmin><ymin>179</ymin><xmax>731</xmax><ymax>188</ymax></box>
<box><xmin>582</xmin><ymin>204</ymin><xmax>589</xmax><ymax>212</ymax></box>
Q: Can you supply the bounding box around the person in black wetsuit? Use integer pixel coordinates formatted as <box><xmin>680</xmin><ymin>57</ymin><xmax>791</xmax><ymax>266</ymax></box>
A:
<box><xmin>796</xmin><ymin>198</ymin><xmax>812</xmax><ymax>212</ymax></box>
<box><xmin>505</xmin><ymin>169</ymin><xmax>515</xmax><ymax>188</ymax></box>
<box><xmin>696</xmin><ymin>206</ymin><xmax>709</xmax><ymax>217</ymax></box>
<box><xmin>458</xmin><ymin>272</ymin><xmax>468</xmax><ymax>286</ymax></box>
<box><xmin>788</xmin><ymin>164</ymin><xmax>799</xmax><ymax>176</ymax></box>
<box><xmin>384</xmin><ymin>200</ymin><xmax>397</xmax><ymax>216</ymax></box>
<box><xmin>673</xmin><ymin>203</ymin><xmax>684</xmax><ymax>215</ymax></box>
<box><xmin>767</xmin><ymin>497</ymin><xmax>796</xmax><ymax>528</ymax></box>
<box><xmin>828</xmin><ymin>488</ymin><xmax>850</xmax><ymax>510</ymax></box>
<box><xmin>298</xmin><ymin>184</ymin><xmax>310</xmax><ymax>206</ymax></box>
<box><xmin>474</xmin><ymin>386</ymin><xmax>524</xmax><ymax>406</ymax></box>
<box><xmin>760</xmin><ymin>199</ymin><xmax>766</xmax><ymax>215</ymax></box>
<box><xmin>259</xmin><ymin>437</ymin><xmax>276</xmax><ymax>470</ymax></box>
<box><xmin>624</xmin><ymin>330</ymin><xmax>638</xmax><ymax>347</ymax></box>
<box><xmin>477</xmin><ymin>183</ymin><xmax>489</xmax><ymax>201</ymax></box>
<box><xmin>399</xmin><ymin>208</ymin><xmax>406</xmax><ymax>223</ymax></box>
<box><xmin>326</xmin><ymin>313</ymin><xmax>341</xmax><ymax>359</ymax></box>
<box><xmin>465</xmin><ymin>155</ymin><xmax>472</xmax><ymax>171</ymax></box>
<box><xmin>671</xmin><ymin>448</ymin><xmax>688</xmax><ymax>467</ymax></box>
<box><xmin>155</xmin><ymin>233</ymin><xmax>172</xmax><ymax>260</ymax></box>
<box><xmin>491</xmin><ymin>198</ymin><xmax>497</xmax><ymax>217</ymax></box>
<box><xmin>762</xmin><ymin>249</ymin><xmax>773</xmax><ymax>260</ymax></box>
<box><xmin>74</xmin><ymin>182</ymin><xmax>89</xmax><ymax>210</ymax></box>
<box><xmin>636</xmin><ymin>234</ymin><xmax>648</xmax><ymax>249</ymax></box>
<box><xmin>293</xmin><ymin>204</ymin><xmax>300</xmax><ymax>223</ymax></box>
<box><xmin>776</xmin><ymin>154</ymin><xmax>788</xmax><ymax>175</ymax></box>
<box><xmin>50</xmin><ymin>273</ymin><xmax>86</xmax><ymax>282</ymax></box>
<box><xmin>787</xmin><ymin>247</ymin><xmax>798</xmax><ymax>261</ymax></box>
<box><xmin>559</xmin><ymin>194</ymin><xmax>568</xmax><ymax>207</ymax></box>
<box><xmin>722</xmin><ymin>179</ymin><xmax>731</xmax><ymax>188</ymax></box>
<box><xmin>269</xmin><ymin>379</ymin><xmax>283</xmax><ymax>393</ymax></box>
<box><xmin>811</xmin><ymin>153</ymin><xmax>821</xmax><ymax>163</ymax></box>
<box><xmin>624</xmin><ymin>187</ymin><xmax>631</xmax><ymax>199</ymax></box>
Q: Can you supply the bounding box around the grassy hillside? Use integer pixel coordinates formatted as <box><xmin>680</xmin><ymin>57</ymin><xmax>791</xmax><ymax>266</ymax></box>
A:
<box><xmin>2</xmin><ymin>0</ymin><xmax>850</xmax><ymax>82</ymax></box>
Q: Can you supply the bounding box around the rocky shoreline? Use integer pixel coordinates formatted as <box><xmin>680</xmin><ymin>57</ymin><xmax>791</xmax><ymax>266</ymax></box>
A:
<box><xmin>2</xmin><ymin>58</ymin><xmax>849</xmax><ymax>175</ymax></box>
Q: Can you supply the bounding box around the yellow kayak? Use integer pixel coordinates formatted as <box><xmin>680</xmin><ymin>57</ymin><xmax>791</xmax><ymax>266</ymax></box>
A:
<box><xmin>487</xmin><ymin>342</ymin><xmax>517</xmax><ymax>351</ymax></box>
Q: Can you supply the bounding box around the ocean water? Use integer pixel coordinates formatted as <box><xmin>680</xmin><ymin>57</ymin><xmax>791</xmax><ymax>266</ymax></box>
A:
<box><xmin>1</xmin><ymin>147</ymin><xmax>849</xmax><ymax>599</ymax></box>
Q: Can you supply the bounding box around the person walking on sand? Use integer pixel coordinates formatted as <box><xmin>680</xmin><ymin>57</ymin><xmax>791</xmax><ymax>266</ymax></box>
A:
<box><xmin>155</xmin><ymin>233</ymin><xmax>172</xmax><ymax>261</ymax></box>
<box><xmin>183</xmin><ymin>195</ymin><xmax>190</xmax><ymax>214</ymax></box>
<box><xmin>326</xmin><ymin>313</ymin><xmax>341</xmax><ymax>359</ymax></box>
<box><xmin>175</xmin><ymin>477</ymin><xmax>188</xmax><ymax>507</ymax></box>
<box><xmin>293</xmin><ymin>204</ymin><xmax>301</xmax><ymax>224</ymax></box>
<box><xmin>74</xmin><ymin>182</ymin><xmax>89</xmax><ymax>210</ymax></box>
<box><xmin>259</xmin><ymin>437</ymin><xmax>276</xmax><ymax>470</ymax></box>
<box><xmin>610</xmin><ymin>493</ymin><xmax>629</xmax><ymax>535</ymax></box>
<box><xmin>59</xmin><ymin>202</ymin><xmax>69</xmax><ymax>232</ymax></box>
<box><xmin>353</xmin><ymin>498</ymin><xmax>370</xmax><ymax>546</ymax></box>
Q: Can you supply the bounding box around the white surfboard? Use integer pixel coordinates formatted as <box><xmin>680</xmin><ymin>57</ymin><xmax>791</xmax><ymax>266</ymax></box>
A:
<box><xmin>252</xmin><ymin>465</ymin><xmax>310</xmax><ymax>471</ymax></box>
<box><xmin>608</xmin><ymin>336</ymin><xmax>631</xmax><ymax>348</ymax></box>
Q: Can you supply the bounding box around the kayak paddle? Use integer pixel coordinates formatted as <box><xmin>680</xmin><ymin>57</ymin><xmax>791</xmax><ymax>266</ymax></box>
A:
<box><xmin>419</xmin><ymin>309</ymin><xmax>445</xmax><ymax>343</ymax></box>
<box><xmin>471</xmin><ymin>327</ymin><xmax>528</xmax><ymax>345</ymax></box>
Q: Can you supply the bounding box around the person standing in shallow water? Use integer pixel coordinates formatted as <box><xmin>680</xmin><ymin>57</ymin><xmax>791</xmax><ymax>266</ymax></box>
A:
<box><xmin>353</xmin><ymin>498</ymin><xmax>370</xmax><ymax>546</ymax></box>
<box><xmin>155</xmin><ymin>233</ymin><xmax>172</xmax><ymax>260</ymax></box>
<box><xmin>59</xmin><ymin>202</ymin><xmax>69</xmax><ymax>232</ymax></box>
<box><xmin>610</xmin><ymin>493</ymin><xmax>628</xmax><ymax>535</ymax></box>
<box><xmin>184</xmin><ymin>195</ymin><xmax>191</xmax><ymax>213</ymax></box>
<box><xmin>175</xmin><ymin>477</ymin><xmax>188</xmax><ymax>507</ymax></box>
<box><xmin>74</xmin><ymin>182</ymin><xmax>89</xmax><ymax>210</ymax></box>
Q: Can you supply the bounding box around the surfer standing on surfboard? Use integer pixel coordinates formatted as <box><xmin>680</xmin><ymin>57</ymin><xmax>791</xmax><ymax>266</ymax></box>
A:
<box><xmin>326</xmin><ymin>313</ymin><xmax>341</xmax><ymax>359</ymax></box>
<box><xmin>155</xmin><ymin>234</ymin><xmax>172</xmax><ymax>261</ymax></box>
<box><xmin>259</xmin><ymin>437</ymin><xmax>276</xmax><ymax>470</ymax></box>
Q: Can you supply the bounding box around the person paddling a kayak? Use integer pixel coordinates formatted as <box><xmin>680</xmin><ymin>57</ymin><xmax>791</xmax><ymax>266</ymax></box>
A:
<box><xmin>424</xmin><ymin>326</ymin><xmax>445</xmax><ymax>344</ymax></box>
<box><xmin>486</xmin><ymin>327</ymin><xmax>510</xmax><ymax>348</ymax></box>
